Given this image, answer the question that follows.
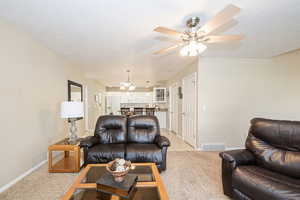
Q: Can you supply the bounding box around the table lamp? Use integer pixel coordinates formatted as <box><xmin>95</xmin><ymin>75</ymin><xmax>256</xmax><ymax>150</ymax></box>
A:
<box><xmin>61</xmin><ymin>101</ymin><xmax>84</xmax><ymax>143</ymax></box>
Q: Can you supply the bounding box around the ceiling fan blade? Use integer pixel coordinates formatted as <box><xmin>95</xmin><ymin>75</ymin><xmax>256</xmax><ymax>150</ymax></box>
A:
<box><xmin>203</xmin><ymin>35</ymin><xmax>244</xmax><ymax>43</ymax></box>
<box><xmin>155</xmin><ymin>36</ymin><xmax>183</xmax><ymax>44</ymax></box>
<box><xmin>198</xmin><ymin>4</ymin><xmax>241</xmax><ymax>35</ymax></box>
<box><xmin>154</xmin><ymin>26</ymin><xmax>184</xmax><ymax>37</ymax></box>
<box><xmin>153</xmin><ymin>43</ymin><xmax>183</xmax><ymax>55</ymax></box>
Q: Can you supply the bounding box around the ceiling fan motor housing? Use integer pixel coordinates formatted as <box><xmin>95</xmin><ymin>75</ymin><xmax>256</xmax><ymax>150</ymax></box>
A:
<box><xmin>186</xmin><ymin>17</ymin><xmax>200</xmax><ymax>28</ymax></box>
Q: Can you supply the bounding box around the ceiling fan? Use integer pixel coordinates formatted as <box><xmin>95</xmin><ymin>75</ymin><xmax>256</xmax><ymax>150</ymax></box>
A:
<box><xmin>153</xmin><ymin>4</ymin><xmax>244</xmax><ymax>56</ymax></box>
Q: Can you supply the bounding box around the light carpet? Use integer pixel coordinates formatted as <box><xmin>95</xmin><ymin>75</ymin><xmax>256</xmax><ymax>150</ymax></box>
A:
<box><xmin>0</xmin><ymin>151</ymin><xmax>228</xmax><ymax>200</ymax></box>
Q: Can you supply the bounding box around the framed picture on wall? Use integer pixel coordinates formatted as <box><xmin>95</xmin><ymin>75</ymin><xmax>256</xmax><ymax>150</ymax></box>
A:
<box><xmin>178</xmin><ymin>86</ymin><xmax>183</xmax><ymax>99</ymax></box>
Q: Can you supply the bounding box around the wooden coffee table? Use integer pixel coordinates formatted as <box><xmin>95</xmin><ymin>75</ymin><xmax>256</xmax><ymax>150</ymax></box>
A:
<box><xmin>61</xmin><ymin>163</ymin><xmax>169</xmax><ymax>200</ymax></box>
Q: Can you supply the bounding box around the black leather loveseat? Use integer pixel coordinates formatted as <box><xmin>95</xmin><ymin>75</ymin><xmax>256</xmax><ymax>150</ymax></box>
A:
<box><xmin>219</xmin><ymin>118</ymin><xmax>300</xmax><ymax>200</ymax></box>
<box><xmin>80</xmin><ymin>115</ymin><xmax>170</xmax><ymax>171</ymax></box>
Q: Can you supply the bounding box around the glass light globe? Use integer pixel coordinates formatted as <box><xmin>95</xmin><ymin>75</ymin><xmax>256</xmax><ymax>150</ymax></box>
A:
<box><xmin>180</xmin><ymin>41</ymin><xmax>207</xmax><ymax>56</ymax></box>
<box><xmin>120</xmin><ymin>85</ymin><xmax>126</xmax><ymax>90</ymax></box>
<box><xmin>180</xmin><ymin>45</ymin><xmax>189</xmax><ymax>56</ymax></box>
<box><xmin>128</xmin><ymin>85</ymin><xmax>136</xmax><ymax>91</ymax></box>
<box><xmin>123</xmin><ymin>82</ymin><xmax>131</xmax><ymax>87</ymax></box>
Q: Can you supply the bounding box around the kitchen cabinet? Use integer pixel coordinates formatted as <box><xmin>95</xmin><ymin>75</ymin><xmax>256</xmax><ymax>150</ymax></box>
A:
<box><xmin>153</xmin><ymin>88</ymin><xmax>167</xmax><ymax>103</ymax></box>
<box><xmin>155</xmin><ymin>111</ymin><xmax>167</xmax><ymax>129</ymax></box>
<box><xmin>106</xmin><ymin>95</ymin><xmax>121</xmax><ymax>115</ymax></box>
<box><xmin>118</xmin><ymin>92</ymin><xmax>153</xmax><ymax>104</ymax></box>
<box><xmin>106</xmin><ymin>92</ymin><xmax>153</xmax><ymax>114</ymax></box>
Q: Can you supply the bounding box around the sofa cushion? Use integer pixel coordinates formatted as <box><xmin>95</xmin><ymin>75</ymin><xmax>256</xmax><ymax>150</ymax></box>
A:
<box><xmin>249</xmin><ymin>118</ymin><xmax>300</xmax><ymax>151</ymax></box>
<box><xmin>246</xmin><ymin>133</ymin><xmax>300</xmax><ymax>178</ymax></box>
<box><xmin>86</xmin><ymin>144</ymin><xmax>125</xmax><ymax>163</ymax></box>
<box><xmin>94</xmin><ymin>115</ymin><xmax>127</xmax><ymax>144</ymax></box>
<box><xmin>246</xmin><ymin>118</ymin><xmax>300</xmax><ymax>178</ymax></box>
<box><xmin>127</xmin><ymin>116</ymin><xmax>160</xmax><ymax>143</ymax></box>
<box><xmin>232</xmin><ymin>166</ymin><xmax>300</xmax><ymax>200</ymax></box>
<box><xmin>126</xmin><ymin>144</ymin><xmax>162</xmax><ymax>164</ymax></box>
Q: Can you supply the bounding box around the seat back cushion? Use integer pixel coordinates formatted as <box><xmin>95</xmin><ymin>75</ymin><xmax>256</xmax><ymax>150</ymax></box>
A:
<box><xmin>127</xmin><ymin>115</ymin><xmax>160</xmax><ymax>143</ymax></box>
<box><xmin>94</xmin><ymin>115</ymin><xmax>127</xmax><ymax>144</ymax></box>
<box><xmin>246</xmin><ymin>118</ymin><xmax>300</xmax><ymax>178</ymax></box>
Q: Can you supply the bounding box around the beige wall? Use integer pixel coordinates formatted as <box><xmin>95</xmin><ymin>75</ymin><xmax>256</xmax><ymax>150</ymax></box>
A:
<box><xmin>197</xmin><ymin>50</ymin><xmax>300</xmax><ymax>148</ymax></box>
<box><xmin>167</xmin><ymin>60</ymin><xmax>198</xmax><ymax>136</ymax></box>
<box><xmin>167</xmin><ymin>60</ymin><xmax>198</xmax><ymax>86</ymax></box>
<box><xmin>0</xmin><ymin>19</ymin><xmax>104</xmax><ymax>189</ymax></box>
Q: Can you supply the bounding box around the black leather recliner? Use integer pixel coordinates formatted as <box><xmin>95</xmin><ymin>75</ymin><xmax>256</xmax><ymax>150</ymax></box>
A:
<box><xmin>220</xmin><ymin>118</ymin><xmax>300</xmax><ymax>200</ymax></box>
<box><xmin>80</xmin><ymin>115</ymin><xmax>170</xmax><ymax>171</ymax></box>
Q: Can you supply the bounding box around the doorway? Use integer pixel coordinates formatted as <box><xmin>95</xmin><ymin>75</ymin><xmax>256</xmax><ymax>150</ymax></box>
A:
<box><xmin>182</xmin><ymin>72</ymin><xmax>197</xmax><ymax>147</ymax></box>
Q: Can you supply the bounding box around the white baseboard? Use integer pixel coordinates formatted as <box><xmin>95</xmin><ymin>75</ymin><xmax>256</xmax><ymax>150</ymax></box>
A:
<box><xmin>0</xmin><ymin>159</ymin><xmax>47</xmax><ymax>193</ymax></box>
<box><xmin>225</xmin><ymin>147</ymin><xmax>244</xmax><ymax>150</ymax></box>
<box><xmin>197</xmin><ymin>143</ymin><xmax>243</xmax><ymax>151</ymax></box>
<box><xmin>200</xmin><ymin>143</ymin><xmax>225</xmax><ymax>151</ymax></box>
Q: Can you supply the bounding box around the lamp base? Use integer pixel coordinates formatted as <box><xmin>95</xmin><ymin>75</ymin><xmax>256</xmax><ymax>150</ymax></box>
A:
<box><xmin>68</xmin><ymin>119</ymin><xmax>78</xmax><ymax>144</ymax></box>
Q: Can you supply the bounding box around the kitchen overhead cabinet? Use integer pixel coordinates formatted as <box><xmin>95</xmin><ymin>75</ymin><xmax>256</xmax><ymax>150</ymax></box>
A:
<box><xmin>105</xmin><ymin>92</ymin><xmax>153</xmax><ymax>114</ymax></box>
<box><xmin>153</xmin><ymin>88</ymin><xmax>167</xmax><ymax>103</ymax></box>
<box><xmin>120</xmin><ymin>93</ymin><xmax>153</xmax><ymax>104</ymax></box>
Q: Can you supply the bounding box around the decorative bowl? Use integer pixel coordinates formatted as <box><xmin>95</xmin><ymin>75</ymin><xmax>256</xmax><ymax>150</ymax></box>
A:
<box><xmin>106</xmin><ymin>159</ymin><xmax>132</xmax><ymax>182</ymax></box>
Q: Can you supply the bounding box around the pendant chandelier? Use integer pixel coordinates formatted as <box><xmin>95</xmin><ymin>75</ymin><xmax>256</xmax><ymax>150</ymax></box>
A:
<box><xmin>120</xmin><ymin>70</ymin><xmax>136</xmax><ymax>91</ymax></box>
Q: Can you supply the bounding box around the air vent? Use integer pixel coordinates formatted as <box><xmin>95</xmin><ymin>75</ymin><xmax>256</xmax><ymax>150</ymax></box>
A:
<box><xmin>201</xmin><ymin>143</ymin><xmax>225</xmax><ymax>151</ymax></box>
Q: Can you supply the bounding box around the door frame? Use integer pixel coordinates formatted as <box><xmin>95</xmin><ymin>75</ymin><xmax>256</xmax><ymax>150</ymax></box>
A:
<box><xmin>168</xmin><ymin>86</ymin><xmax>173</xmax><ymax>132</ymax></box>
<box><xmin>169</xmin><ymin>82</ymin><xmax>179</xmax><ymax>135</ymax></box>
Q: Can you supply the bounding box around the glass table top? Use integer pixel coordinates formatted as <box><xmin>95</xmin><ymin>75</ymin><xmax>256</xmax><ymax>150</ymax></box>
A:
<box><xmin>81</xmin><ymin>165</ymin><xmax>155</xmax><ymax>184</ymax></box>
<box><xmin>62</xmin><ymin>163</ymin><xmax>168</xmax><ymax>200</ymax></box>
<box><xmin>69</xmin><ymin>187</ymin><xmax>161</xmax><ymax>200</ymax></box>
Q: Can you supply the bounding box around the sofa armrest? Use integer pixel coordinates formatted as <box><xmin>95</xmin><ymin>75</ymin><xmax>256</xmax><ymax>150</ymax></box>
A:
<box><xmin>219</xmin><ymin>149</ymin><xmax>255</xmax><ymax>170</ymax></box>
<box><xmin>155</xmin><ymin>135</ymin><xmax>171</xmax><ymax>148</ymax></box>
<box><xmin>80</xmin><ymin>136</ymin><xmax>99</xmax><ymax>148</ymax></box>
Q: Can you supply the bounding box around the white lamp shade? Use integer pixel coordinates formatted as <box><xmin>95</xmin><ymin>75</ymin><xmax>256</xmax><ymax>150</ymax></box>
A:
<box><xmin>61</xmin><ymin>101</ymin><xmax>84</xmax><ymax>118</ymax></box>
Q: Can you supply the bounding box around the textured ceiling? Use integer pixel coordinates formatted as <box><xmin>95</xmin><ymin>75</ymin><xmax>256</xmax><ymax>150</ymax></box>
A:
<box><xmin>0</xmin><ymin>0</ymin><xmax>299</xmax><ymax>86</ymax></box>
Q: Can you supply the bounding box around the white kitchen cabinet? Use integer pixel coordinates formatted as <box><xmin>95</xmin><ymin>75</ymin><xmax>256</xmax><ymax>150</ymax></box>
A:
<box><xmin>120</xmin><ymin>95</ymin><xmax>128</xmax><ymax>103</ymax></box>
<box><xmin>106</xmin><ymin>95</ymin><xmax>121</xmax><ymax>115</ymax></box>
<box><xmin>106</xmin><ymin>92</ymin><xmax>154</xmax><ymax>115</ymax></box>
<box><xmin>155</xmin><ymin>111</ymin><xmax>167</xmax><ymax>129</ymax></box>
<box><xmin>153</xmin><ymin>88</ymin><xmax>167</xmax><ymax>103</ymax></box>
<box><xmin>118</xmin><ymin>92</ymin><xmax>153</xmax><ymax>104</ymax></box>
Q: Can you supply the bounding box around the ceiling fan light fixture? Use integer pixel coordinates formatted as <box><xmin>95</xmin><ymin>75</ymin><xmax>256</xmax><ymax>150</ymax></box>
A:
<box><xmin>180</xmin><ymin>41</ymin><xmax>207</xmax><ymax>56</ymax></box>
<box><xmin>128</xmin><ymin>85</ymin><xmax>136</xmax><ymax>91</ymax></box>
<box><xmin>122</xmin><ymin>82</ymin><xmax>131</xmax><ymax>87</ymax></box>
<box><xmin>119</xmin><ymin>70</ymin><xmax>136</xmax><ymax>91</ymax></box>
<box><xmin>120</xmin><ymin>85</ymin><xmax>126</xmax><ymax>90</ymax></box>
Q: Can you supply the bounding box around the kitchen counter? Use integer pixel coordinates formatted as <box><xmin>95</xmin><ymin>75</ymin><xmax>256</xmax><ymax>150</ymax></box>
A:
<box><xmin>157</xmin><ymin>108</ymin><xmax>168</xmax><ymax>112</ymax></box>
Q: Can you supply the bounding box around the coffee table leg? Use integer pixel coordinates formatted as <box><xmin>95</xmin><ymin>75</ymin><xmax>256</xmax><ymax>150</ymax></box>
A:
<box><xmin>48</xmin><ymin>150</ymin><xmax>52</xmax><ymax>172</ymax></box>
<box><xmin>64</xmin><ymin>151</ymin><xmax>70</xmax><ymax>157</ymax></box>
<box><xmin>74</xmin><ymin>147</ymin><xmax>80</xmax><ymax>172</ymax></box>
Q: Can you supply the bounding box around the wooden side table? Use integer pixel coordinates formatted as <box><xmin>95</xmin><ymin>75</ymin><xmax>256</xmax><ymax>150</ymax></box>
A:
<box><xmin>48</xmin><ymin>138</ymin><xmax>82</xmax><ymax>173</ymax></box>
